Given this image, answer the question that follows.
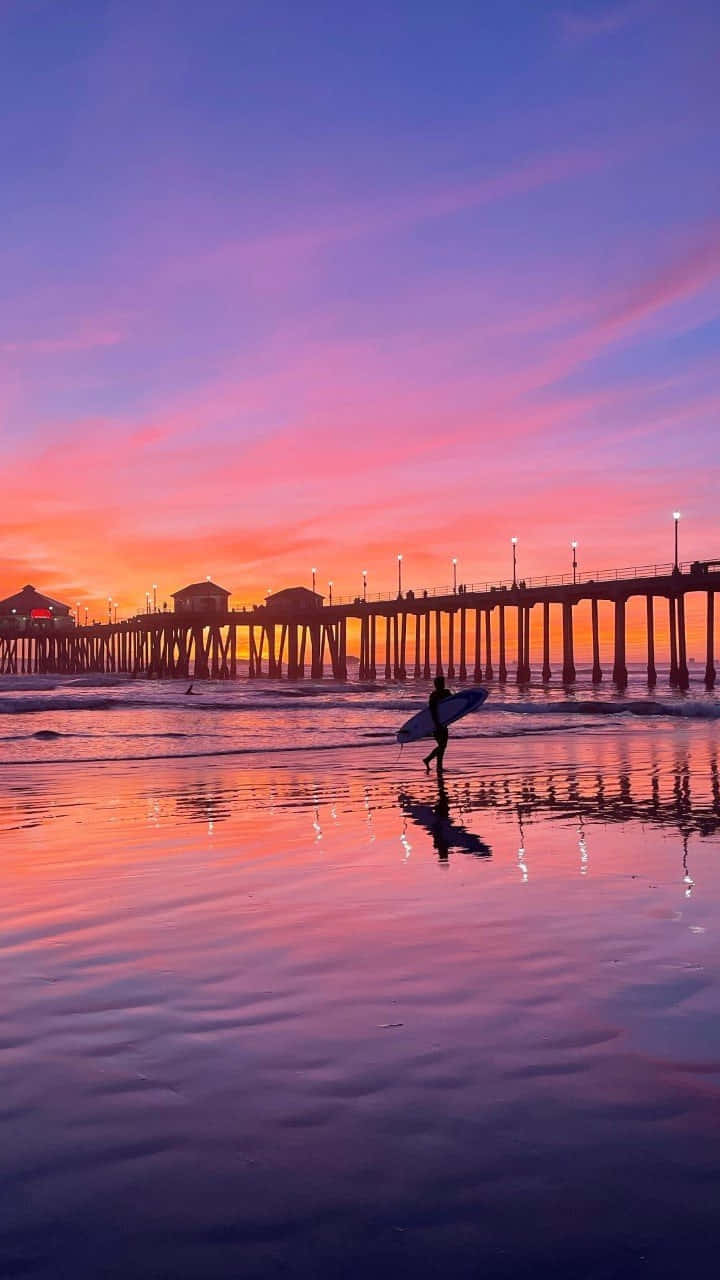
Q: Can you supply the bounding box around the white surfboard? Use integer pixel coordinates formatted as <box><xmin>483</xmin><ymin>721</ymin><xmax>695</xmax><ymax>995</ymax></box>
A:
<box><xmin>396</xmin><ymin>687</ymin><xmax>489</xmax><ymax>744</ymax></box>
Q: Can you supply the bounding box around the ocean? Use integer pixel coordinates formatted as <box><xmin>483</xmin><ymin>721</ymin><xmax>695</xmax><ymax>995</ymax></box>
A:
<box><xmin>1</xmin><ymin>665</ymin><xmax>719</xmax><ymax>766</ymax></box>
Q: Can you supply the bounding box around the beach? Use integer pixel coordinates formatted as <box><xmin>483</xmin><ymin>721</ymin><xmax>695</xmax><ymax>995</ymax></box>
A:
<box><xmin>2</xmin><ymin>677</ymin><xmax>720</xmax><ymax>1277</ymax></box>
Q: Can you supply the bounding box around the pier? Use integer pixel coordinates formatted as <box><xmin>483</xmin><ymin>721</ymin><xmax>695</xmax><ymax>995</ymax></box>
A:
<box><xmin>1</xmin><ymin>559</ymin><xmax>719</xmax><ymax>687</ymax></box>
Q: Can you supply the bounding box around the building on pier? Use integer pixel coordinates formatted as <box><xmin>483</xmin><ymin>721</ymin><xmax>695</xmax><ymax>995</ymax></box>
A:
<box><xmin>172</xmin><ymin>580</ymin><xmax>230</xmax><ymax>615</ymax></box>
<box><xmin>0</xmin><ymin>584</ymin><xmax>74</xmax><ymax>629</ymax></box>
<box><xmin>265</xmin><ymin>587</ymin><xmax>324</xmax><ymax>613</ymax></box>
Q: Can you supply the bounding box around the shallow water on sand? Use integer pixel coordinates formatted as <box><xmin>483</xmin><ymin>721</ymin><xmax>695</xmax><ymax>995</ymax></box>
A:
<box><xmin>2</xmin><ymin>726</ymin><xmax>720</xmax><ymax>1277</ymax></box>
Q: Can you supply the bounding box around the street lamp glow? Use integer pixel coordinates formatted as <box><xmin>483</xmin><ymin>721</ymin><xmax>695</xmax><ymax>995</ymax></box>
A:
<box><xmin>571</xmin><ymin>540</ymin><xmax>578</xmax><ymax>585</ymax></box>
<box><xmin>511</xmin><ymin>537</ymin><xmax>518</xmax><ymax>587</ymax></box>
<box><xmin>452</xmin><ymin>557</ymin><xmax>458</xmax><ymax>593</ymax></box>
<box><xmin>397</xmin><ymin>554</ymin><xmax>403</xmax><ymax>597</ymax></box>
<box><xmin>362</xmin><ymin>569</ymin><xmax>367</xmax><ymax>602</ymax></box>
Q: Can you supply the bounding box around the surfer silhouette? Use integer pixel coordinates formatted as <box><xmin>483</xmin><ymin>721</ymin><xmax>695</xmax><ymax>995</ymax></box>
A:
<box><xmin>423</xmin><ymin>676</ymin><xmax>452</xmax><ymax>774</ymax></box>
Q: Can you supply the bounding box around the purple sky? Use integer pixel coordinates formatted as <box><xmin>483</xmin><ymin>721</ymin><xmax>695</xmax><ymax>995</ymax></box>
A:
<box><xmin>1</xmin><ymin>0</ymin><xmax>719</xmax><ymax>615</ymax></box>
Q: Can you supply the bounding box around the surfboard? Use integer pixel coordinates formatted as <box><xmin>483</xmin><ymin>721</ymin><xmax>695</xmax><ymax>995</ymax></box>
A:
<box><xmin>396</xmin><ymin>687</ymin><xmax>489</xmax><ymax>744</ymax></box>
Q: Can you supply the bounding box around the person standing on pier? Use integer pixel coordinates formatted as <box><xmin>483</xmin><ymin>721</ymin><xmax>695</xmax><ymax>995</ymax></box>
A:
<box><xmin>423</xmin><ymin>676</ymin><xmax>452</xmax><ymax>774</ymax></box>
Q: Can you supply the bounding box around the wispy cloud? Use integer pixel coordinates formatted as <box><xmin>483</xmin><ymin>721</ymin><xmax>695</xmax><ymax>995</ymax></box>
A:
<box><xmin>1</xmin><ymin>326</ymin><xmax>123</xmax><ymax>356</ymax></box>
<box><xmin>558</xmin><ymin>1</ymin><xmax>653</xmax><ymax>42</ymax></box>
<box><xmin>171</xmin><ymin>147</ymin><xmax>608</xmax><ymax>286</ymax></box>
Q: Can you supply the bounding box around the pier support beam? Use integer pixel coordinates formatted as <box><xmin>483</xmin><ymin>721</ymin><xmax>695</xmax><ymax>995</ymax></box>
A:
<box><xmin>562</xmin><ymin>601</ymin><xmax>576</xmax><ymax>683</ymax></box>
<box><xmin>542</xmin><ymin>601</ymin><xmax>551</xmax><ymax>681</ymax></box>
<box><xmin>646</xmin><ymin>596</ymin><xmax>656</xmax><ymax>687</ymax></box>
<box><xmin>287</xmin><ymin>624</ymin><xmax>299</xmax><ymax>679</ymax></box>
<box><xmin>520</xmin><ymin>606</ymin><xmax>527</xmax><ymax>686</ymax></box>
<box><xmin>515</xmin><ymin>605</ymin><xmax>524</xmax><ymax>684</ymax></box>
<box><xmin>447</xmin><ymin>610</ymin><xmax>455</xmax><ymax>679</ymax></box>
<box><xmin>459</xmin><ymin>608</ymin><xmax>467</xmax><ymax>680</ymax></box>
<box><xmin>706</xmin><ymin>592</ymin><xmax>716</xmax><ymax>689</ymax></box>
<box><xmin>677</xmin><ymin>593</ymin><xmax>689</xmax><ymax>690</ymax></box>
<box><xmin>484</xmin><ymin>610</ymin><xmax>493</xmax><ymax>682</ymax></box>
<box><xmin>414</xmin><ymin>613</ymin><xmax>421</xmax><ymax>678</ymax></box>
<box><xmin>591</xmin><ymin>598</ymin><xmax>602</xmax><ymax>683</ymax></box>
<box><xmin>473</xmin><ymin>608</ymin><xmax>482</xmax><ymax>680</ymax></box>
<box><xmin>669</xmin><ymin>597</ymin><xmax>679</xmax><ymax>686</ymax></box>
<box><xmin>612</xmin><ymin>598</ymin><xmax>627</xmax><ymax>687</ymax></box>
<box><xmin>385</xmin><ymin>616</ymin><xmax>392</xmax><ymax>680</ymax></box>
<box><xmin>435</xmin><ymin>610</ymin><xmax>443</xmax><ymax>677</ymax></box>
<box><xmin>423</xmin><ymin>611</ymin><xmax>431</xmax><ymax>679</ymax></box>
<box><xmin>498</xmin><ymin>605</ymin><xmax>507</xmax><ymax>682</ymax></box>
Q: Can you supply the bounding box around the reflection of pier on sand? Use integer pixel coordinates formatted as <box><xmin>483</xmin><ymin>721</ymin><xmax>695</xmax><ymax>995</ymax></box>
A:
<box><xmin>3</xmin><ymin>726</ymin><xmax>719</xmax><ymax>864</ymax></box>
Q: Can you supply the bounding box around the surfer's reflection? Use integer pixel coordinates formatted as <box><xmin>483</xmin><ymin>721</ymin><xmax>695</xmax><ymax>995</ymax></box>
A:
<box><xmin>398</xmin><ymin>781</ymin><xmax>491</xmax><ymax>862</ymax></box>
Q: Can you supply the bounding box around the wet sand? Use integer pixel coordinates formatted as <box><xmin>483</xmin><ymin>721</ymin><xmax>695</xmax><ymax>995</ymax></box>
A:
<box><xmin>2</xmin><ymin>726</ymin><xmax>720</xmax><ymax>1278</ymax></box>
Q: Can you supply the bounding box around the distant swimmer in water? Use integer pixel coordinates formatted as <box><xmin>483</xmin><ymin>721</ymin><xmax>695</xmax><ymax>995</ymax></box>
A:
<box><xmin>423</xmin><ymin>675</ymin><xmax>452</xmax><ymax>775</ymax></box>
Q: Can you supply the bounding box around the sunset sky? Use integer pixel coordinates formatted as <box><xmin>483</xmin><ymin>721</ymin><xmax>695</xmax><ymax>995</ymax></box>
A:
<box><xmin>2</xmin><ymin>0</ymin><xmax>719</xmax><ymax>618</ymax></box>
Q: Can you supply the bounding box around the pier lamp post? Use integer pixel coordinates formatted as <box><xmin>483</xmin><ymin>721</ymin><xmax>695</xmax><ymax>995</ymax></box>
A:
<box><xmin>398</xmin><ymin>554</ymin><xmax>403</xmax><ymax>598</ymax></box>
<box><xmin>571</xmin><ymin>540</ymin><xmax>578</xmax><ymax>585</ymax></box>
<box><xmin>114</xmin><ymin>603</ymin><xmax>118</xmax><ymax>624</ymax></box>
<box><xmin>511</xmin><ymin>537</ymin><xmax>518</xmax><ymax>588</ymax></box>
<box><xmin>312</xmin><ymin>567</ymin><xmax>317</xmax><ymax>594</ymax></box>
<box><xmin>145</xmin><ymin>592</ymin><xmax>151</xmax><ymax>615</ymax></box>
<box><xmin>75</xmin><ymin>601</ymin><xmax>80</xmax><ymax>625</ymax></box>
<box><xmin>328</xmin><ymin>580</ymin><xmax>333</xmax><ymax>606</ymax></box>
<box><xmin>84</xmin><ymin>607</ymin><xmax>88</xmax><ymax>627</ymax></box>
<box><xmin>673</xmin><ymin>511</ymin><xmax>681</xmax><ymax>571</ymax></box>
<box><xmin>452</xmin><ymin>557</ymin><xmax>458</xmax><ymax>594</ymax></box>
<box><xmin>153</xmin><ymin>583</ymin><xmax>157</xmax><ymax>612</ymax></box>
<box><xmin>107</xmin><ymin>596</ymin><xmax>113</xmax><ymax>623</ymax></box>
<box><xmin>362</xmin><ymin>570</ymin><xmax>367</xmax><ymax>602</ymax></box>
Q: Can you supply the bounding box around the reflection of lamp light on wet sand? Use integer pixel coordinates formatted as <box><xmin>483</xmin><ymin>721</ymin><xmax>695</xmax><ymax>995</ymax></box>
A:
<box><xmin>578</xmin><ymin>821</ymin><xmax>588</xmax><ymax>875</ymax></box>
<box><xmin>683</xmin><ymin>836</ymin><xmax>694</xmax><ymax>897</ymax></box>
<box><xmin>517</xmin><ymin>811</ymin><xmax>528</xmax><ymax>881</ymax></box>
<box><xmin>364</xmin><ymin>786</ymin><xmax>375</xmax><ymax>842</ymax></box>
<box><xmin>312</xmin><ymin>801</ymin><xmax>322</xmax><ymax>841</ymax></box>
<box><xmin>400</xmin><ymin>819</ymin><xmax>412</xmax><ymax>860</ymax></box>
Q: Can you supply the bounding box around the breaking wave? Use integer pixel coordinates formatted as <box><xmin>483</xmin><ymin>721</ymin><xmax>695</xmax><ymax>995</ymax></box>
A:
<box><xmin>1</xmin><ymin>694</ymin><xmax>720</xmax><ymax>719</ymax></box>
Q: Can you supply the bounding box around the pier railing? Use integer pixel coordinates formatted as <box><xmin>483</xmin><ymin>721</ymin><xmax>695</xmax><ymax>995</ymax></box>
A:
<box><xmin>313</xmin><ymin>560</ymin><xmax>696</xmax><ymax>606</ymax></box>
